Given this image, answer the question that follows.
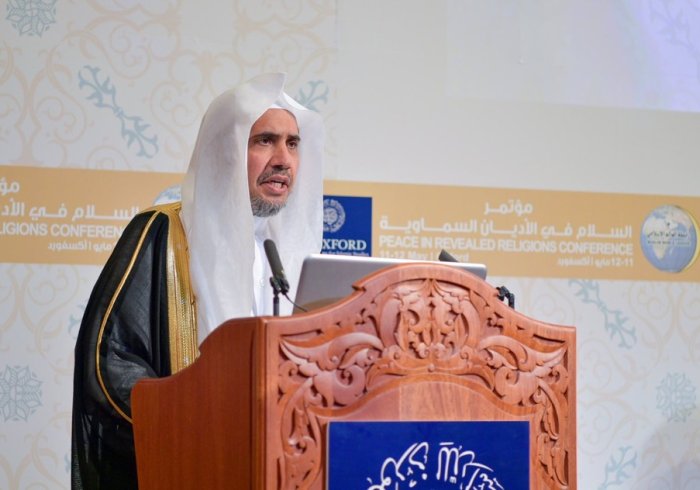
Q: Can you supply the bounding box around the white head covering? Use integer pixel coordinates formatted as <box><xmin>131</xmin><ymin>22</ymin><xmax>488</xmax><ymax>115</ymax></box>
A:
<box><xmin>181</xmin><ymin>73</ymin><xmax>324</xmax><ymax>343</ymax></box>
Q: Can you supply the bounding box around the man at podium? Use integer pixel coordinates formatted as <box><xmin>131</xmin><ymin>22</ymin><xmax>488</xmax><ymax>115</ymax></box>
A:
<box><xmin>71</xmin><ymin>73</ymin><xmax>325</xmax><ymax>489</ymax></box>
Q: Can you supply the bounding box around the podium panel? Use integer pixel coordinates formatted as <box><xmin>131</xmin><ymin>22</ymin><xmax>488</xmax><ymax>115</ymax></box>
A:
<box><xmin>132</xmin><ymin>263</ymin><xmax>576</xmax><ymax>489</ymax></box>
<box><xmin>327</xmin><ymin>421</ymin><xmax>530</xmax><ymax>489</ymax></box>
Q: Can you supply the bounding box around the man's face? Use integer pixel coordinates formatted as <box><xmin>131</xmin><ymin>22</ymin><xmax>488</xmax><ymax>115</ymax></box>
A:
<box><xmin>247</xmin><ymin>108</ymin><xmax>300</xmax><ymax>217</ymax></box>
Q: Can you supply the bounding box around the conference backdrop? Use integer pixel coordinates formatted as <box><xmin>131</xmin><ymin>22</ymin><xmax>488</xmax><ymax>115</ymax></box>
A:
<box><xmin>2</xmin><ymin>1</ymin><xmax>699</xmax><ymax>489</ymax></box>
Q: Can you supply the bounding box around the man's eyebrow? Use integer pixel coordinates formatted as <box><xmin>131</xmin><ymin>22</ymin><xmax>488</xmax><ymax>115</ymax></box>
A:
<box><xmin>250</xmin><ymin>131</ymin><xmax>278</xmax><ymax>140</ymax></box>
<box><xmin>249</xmin><ymin>131</ymin><xmax>300</xmax><ymax>141</ymax></box>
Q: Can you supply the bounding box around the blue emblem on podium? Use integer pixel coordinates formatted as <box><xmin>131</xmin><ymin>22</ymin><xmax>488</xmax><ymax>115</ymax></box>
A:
<box><xmin>327</xmin><ymin>421</ymin><xmax>529</xmax><ymax>489</ymax></box>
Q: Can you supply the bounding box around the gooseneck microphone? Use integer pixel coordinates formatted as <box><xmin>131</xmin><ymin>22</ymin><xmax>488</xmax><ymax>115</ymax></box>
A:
<box><xmin>263</xmin><ymin>239</ymin><xmax>295</xmax><ymax>316</ymax></box>
<box><xmin>438</xmin><ymin>249</ymin><xmax>459</xmax><ymax>263</ymax></box>
<box><xmin>263</xmin><ymin>239</ymin><xmax>290</xmax><ymax>295</ymax></box>
<box><xmin>438</xmin><ymin>248</ymin><xmax>515</xmax><ymax>309</ymax></box>
<box><xmin>262</xmin><ymin>239</ymin><xmax>308</xmax><ymax>316</ymax></box>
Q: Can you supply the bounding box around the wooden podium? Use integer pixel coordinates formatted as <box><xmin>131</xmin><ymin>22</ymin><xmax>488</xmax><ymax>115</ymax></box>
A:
<box><xmin>132</xmin><ymin>263</ymin><xmax>576</xmax><ymax>489</ymax></box>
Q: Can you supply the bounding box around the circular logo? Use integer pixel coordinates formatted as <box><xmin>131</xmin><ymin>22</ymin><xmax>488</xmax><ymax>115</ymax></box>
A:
<box><xmin>153</xmin><ymin>184</ymin><xmax>182</xmax><ymax>205</ymax></box>
<box><xmin>640</xmin><ymin>205</ymin><xmax>699</xmax><ymax>273</ymax></box>
<box><xmin>323</xmin><ymin>198</ymin><xmax>346</xmax><ymax>233</ymax></box>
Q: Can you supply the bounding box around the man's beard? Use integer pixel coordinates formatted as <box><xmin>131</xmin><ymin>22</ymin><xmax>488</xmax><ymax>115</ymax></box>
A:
<box><xmin>250</xmin><ymin>195</ymin><xmax>286</xmax><ymax>217</ymax></box>
<box><xmin>250</xmin><ymin>168</ymin><xmax>292</xmax><ymax>217</ymax></box>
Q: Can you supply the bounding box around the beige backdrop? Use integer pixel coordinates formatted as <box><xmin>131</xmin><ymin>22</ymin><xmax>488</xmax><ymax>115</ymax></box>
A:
<box><xmin>2</xmin><ymin>1</ymin><xmax>699</xmax><ymax>489</ymax></box>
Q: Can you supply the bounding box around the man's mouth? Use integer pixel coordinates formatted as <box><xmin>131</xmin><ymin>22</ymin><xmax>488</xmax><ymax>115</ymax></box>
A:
<box><xmin>258</xmin><ymin>171</ymin><xmax>291</xmax><ymax>194</ymax></box>
<box><xmin>265</xmin><ymin>178</ymin><xmax>288</xmax><ymax>189</ymax></box>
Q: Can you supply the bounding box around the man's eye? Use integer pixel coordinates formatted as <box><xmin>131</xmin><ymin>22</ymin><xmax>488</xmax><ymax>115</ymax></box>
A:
<box><xmin>288</xmin><ymin>140</ymin><xmax>299</xmax><ymax>149</ymax></box>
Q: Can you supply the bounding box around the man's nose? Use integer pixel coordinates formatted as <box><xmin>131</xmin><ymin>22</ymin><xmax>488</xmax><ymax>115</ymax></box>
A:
<box><xmin>271</xmin><ymin>143</ymin><xmax>292</xmax><ymax>167</ymax></box>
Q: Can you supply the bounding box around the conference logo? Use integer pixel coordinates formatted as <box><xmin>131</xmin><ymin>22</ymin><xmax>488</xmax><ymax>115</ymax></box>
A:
<box><xmin>364</xmin><ymin>441</ymin><xmax>504</xmax><ymax>490</ymax></box>
<box><xmin>323</xmin><ymin>197</ymin><xmax>346</xmax><ymax>233</ymax></box>
<box><xmin>640</xmin><ymin>205</ymin><xmax>699</xmax><ymax>273</ymax></box>
<box><xmin>327</xmin><ymin>421</ymin><xmax>528</xmax><ymax>490</ymax></box>
<box><xmin>322</xmin><ymin>195</ymin><xmax>372</xmax><ymax>256</ymax></box>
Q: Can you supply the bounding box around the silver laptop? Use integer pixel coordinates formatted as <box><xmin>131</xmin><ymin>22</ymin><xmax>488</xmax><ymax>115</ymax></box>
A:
<box><xmin>294</xmin><ymin>254</ymin><xmax>487</xmax><ymax>312</ymax></box>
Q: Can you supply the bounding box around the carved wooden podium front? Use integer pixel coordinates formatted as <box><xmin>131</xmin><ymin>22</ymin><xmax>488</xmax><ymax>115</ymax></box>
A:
<box><xmin>132</xmin><ymin>263</ymin><xmax>576</xmax><ymax>489</ymax></box>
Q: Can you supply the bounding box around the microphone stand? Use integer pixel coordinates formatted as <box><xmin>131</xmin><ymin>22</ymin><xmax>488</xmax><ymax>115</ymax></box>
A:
<box><xmin>269</xmin><ymin>276</ymin><xmax>284</xmax><ymax>317</ymax></box>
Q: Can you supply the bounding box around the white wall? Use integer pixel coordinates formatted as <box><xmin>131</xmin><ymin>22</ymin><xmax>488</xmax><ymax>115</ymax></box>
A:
<box><xmin>332</xmin><ymin>1</ymin><xmax>700</xmax><ymax>196</ymax></box>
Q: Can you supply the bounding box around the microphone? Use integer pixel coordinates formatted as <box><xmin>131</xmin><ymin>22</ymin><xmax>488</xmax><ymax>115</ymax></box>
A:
<box><xmin>438</xmin><ymin>249</ymin><xmax>459</xmax><ymax>263</ymax></box>
<box><xmin>262</xmin><ymin>239</ymin><xmax>307</xmax><ymax>316</ymax></box>
<box><xmin>263</xmin><ymin>239</ymin><xmax>290</xmax><ymax>295</ymax></box>
<box><xmin>439</xmin><ymin>248</ymin><xmax>515</xmax><ymax>308</ymax></box>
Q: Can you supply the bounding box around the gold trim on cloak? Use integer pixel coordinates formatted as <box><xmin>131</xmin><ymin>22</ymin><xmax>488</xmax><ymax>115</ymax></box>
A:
<box><xmin>161</xmin><ymin>202</ymin><xmax>199</xmax><ymax>372</ymax></box>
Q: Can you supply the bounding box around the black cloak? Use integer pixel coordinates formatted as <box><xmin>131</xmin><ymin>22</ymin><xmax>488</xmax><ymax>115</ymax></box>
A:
<box><xmin>71</xmin><ymin>203</ymin><xmax>197</xmax><ymax>489</ymax></box>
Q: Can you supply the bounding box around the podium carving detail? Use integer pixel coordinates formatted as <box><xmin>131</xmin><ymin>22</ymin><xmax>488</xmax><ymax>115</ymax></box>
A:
<box><xmin>275</xmin><ymin>270</ymin><xmax>573</xmax><ymax>489</ymax></box>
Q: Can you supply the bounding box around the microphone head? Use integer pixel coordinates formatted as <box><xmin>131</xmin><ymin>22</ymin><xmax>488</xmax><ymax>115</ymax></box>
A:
<box><xmin>438</xmin><ymin>249</ymin><xmax>459</xmax><ymax>262</ymax></box>
<box><xmin>263</xmin><ymin>239</ymin><xmax>278</xmax><ymax>265</ymax></box>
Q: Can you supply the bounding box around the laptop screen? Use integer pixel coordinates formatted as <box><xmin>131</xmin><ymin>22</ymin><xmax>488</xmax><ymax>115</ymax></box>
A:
<box><xmin>294</xmin><ymin>254</ymin><xmax>487</xmax><ymax>312</ymax></box>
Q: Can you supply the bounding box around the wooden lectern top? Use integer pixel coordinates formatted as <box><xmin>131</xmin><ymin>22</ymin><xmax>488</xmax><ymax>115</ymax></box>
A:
<box><xmin>132</xmin><ymin>263</ymin><xmax>576</xmax><ymax>489</ymax></box>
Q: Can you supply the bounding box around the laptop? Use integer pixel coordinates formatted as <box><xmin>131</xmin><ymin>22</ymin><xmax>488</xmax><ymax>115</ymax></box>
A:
<box><xmin>293</xmin><ymin>254</ymin><xmax>487</xmax><ymax>312</ymax></box>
